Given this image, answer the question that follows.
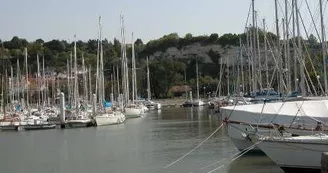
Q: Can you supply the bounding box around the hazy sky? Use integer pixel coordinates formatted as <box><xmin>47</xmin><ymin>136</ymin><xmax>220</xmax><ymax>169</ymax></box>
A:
<box><xmin>0</xmin><ymin>0</ymin><xmax>325</xmax><ymax>43</ymax></box>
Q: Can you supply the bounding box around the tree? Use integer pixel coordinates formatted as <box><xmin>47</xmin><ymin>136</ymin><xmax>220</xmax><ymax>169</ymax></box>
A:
<box><xmin>135</xmin><ymin>38</ymin><xmax>143</xmax><ymax>46</ymax></box>
<box><xmin>185</xmin><ymin>33</ymin><xmax>193</xmax><ymax>39</ymax></box>
<box><xmin>35</xmin><ymin>39</ymin><xmax>44</xmax><ymax>45</ymax></box>
<box><xmin>208</xmin><ymin>33</ymin><xmax>219</xmax><ymax>43</ymax></box>
<box><xmin>44</xmin><ymin>39</ymin><xmax>66</xmax><ymax>52</ymax></box>
<box><xmin>308</xmin><ymin>34</ymin><xmax>318</xmax><ymax>45</ymax></box>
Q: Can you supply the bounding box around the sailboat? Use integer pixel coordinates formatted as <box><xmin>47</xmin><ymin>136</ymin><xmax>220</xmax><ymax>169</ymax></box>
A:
<box><xmin>143</xmin><ymin>56</ymin><xmax>161</xmax><ymax>110</ymax></box>
<box><xmin>252</xmin><ymin>133</ymin><xmax>328</xmax><ymax>173</ymax></box>
<box><xmin>65</xmin><ymin>35</ymin><xmax>94</xmax><ymax>128</ymax></box>
<box><xmin>193</xmin><ymin>60</ymin><xmax>205</xmax><ymax>106</ymax></box>
<box><xmin>94</xmin><ymin>16</ymin><xmax>126</xmax><ymax>126</ymax></box>
<box><xmin>119</xmin><ymin>15</ymin><xmax>144</xmax><ymax>118</ymax></box>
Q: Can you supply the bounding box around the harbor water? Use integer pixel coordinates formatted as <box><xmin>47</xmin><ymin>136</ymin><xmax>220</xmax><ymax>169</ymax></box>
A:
<box><xmin>0</xmin><ymin>107</ymin><xmax>283</xmax><ymax>173</ymax></box>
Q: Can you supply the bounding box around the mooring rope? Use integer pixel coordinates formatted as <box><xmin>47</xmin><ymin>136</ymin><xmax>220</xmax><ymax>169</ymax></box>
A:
<box><xmin>204</xmin><ymin>140</ymin><xmax>262</xmax><ymax>173</ymax></box>
<box><xmin>163</xmin><ymin>123</ymin><xmax>224</xmax><ymax>169</ymax></box>
<box><xmin>201</xmin><ymin>139</ymin><xmax>258</xmax><ymax>170</ymax></box>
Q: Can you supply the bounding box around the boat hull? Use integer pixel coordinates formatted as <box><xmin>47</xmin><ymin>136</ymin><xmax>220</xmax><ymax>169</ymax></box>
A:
<box><xmin>0</xmin><ymin>122</ymin><xmax>21</xmax><ymax>131</ymax></box>
<box><xmin>23</xmin><ymin>124</ymin><xmax>56</xmax><ymax>130</ymax></box>
<box><xmin>220</xmin><ymin>101</ymin><xmax>328</xmax><ymax>151</ymax></box>
<box><xmin>65</xmin><ymin>119</ymin><xmax>95</xmax><ymax>128</ymax></box>
<box><xmin>125</xmin><ymin>108</ymin><xmax>143</xmax><ymax>118</ymax></box>
<box><xmin>256</xmin><ymin>137</ymin><xmax>327</xmax><ymax>172</ymax></box>
<box><xmin>95</xmin><ymin>113</ymin><xmax>125</xmax><ymax>126</ymax></box>
<box><xmin>193</xmin><ymin>100</ymin><xmax>205</xmax><ymax>106</ymax></box>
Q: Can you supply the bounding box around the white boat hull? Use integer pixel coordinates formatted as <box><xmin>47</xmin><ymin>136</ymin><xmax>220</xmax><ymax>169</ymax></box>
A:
<box><xmin>65</xmin><ymin>119</ymin><xmax>94</xmax><ymax>128</ymax></box>
<box><xmin>125</xmin><ymin>107</ymin><xmax>143</xmax><ymax>118</ymax></box>
<box><xmin>95</xmin><ymin>113</ymin><xmax>126</xmax><ymax>126</ymax></box>
<box><xmin>221</xmin><ymin>100</ymin><xmax>328</xmax><ymax>151</ymax></box>
<box><xmin>256</xmin><ymin>136</ymin><xmax>328</xmax><ymax>172</ymax></box>
<box><xmin>193</xmin><ymin>100</ymin><xmax>205</xmax><ymax>106</ymax></box>
<box><xmin>156</xmin><ymin>103</ymin><xmax>161</xmax><ymax>110</ymax></box>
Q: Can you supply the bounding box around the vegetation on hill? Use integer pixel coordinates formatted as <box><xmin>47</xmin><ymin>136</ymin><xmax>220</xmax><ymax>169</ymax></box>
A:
<box><xmin>4</xmin><ymin>30</ymin><xmax>321</xmax><ymax>99</ymax></box>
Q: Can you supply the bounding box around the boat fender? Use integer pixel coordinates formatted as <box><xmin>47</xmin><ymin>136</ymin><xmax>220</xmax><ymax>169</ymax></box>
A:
<box><xmin>241</xmin><ymin>132</ymin><xmax>251</xmax><ymax>141</ymax></box>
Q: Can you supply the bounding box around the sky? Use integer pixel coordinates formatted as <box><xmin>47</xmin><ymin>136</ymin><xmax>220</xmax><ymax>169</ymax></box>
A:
<box><xmin>0</xmin><ymin>0</ymin><xmax>326</xmax><ymax>43</ymax></box>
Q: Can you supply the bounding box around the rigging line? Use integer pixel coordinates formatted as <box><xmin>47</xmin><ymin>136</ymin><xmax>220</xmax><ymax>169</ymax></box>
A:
<box><xmin>291</xmin><ymin>101</ymin><xmax>328</xmax><ymax>127</ymax></box>
<box><xmin>163</xmin><ymin>123</ymin><xmax>224</xmax><ymax>169</ymax></box>
<box><xmin>204</xmin><ymin>140</ymin><xmax>262</xmax><ymax>173</ymax></box>
<box><xmin>304</xmin><ymin>0</ymin><xmax>321</xmax><ymax>37</ymax></box>
<box><xmin>289</xmin><ymin>24</ymin><xmax>319</xmax><ymax>95</ymax></box>
<box><xmin>305</xmin><ymin>0</ymin><xmax>322</xmax><ymax>43</ymax></box>
<box><xmin>289</xmin><ymin>8</ymin><xmax>323</xmax><ymax>94</ymax></box>
<box><xmin>265</xmin><ymin>28</ymin><xmax>288</xmax><ymax>91</ymax></box>
<box><xmin>269</xmin><ymin>101</ymin><xmax>287</xmax><ymax>124</ymax></box>
<box><xmin>301</xmin><ymin>39</ymin><xmax>324</xmax><ymax>95</ymax></box>
<box><xmin>288</xmin><ymin>100</ymin><xmax>305</xmax><ymax>127</ymax></box>
<box><xmin>201</xmin><ymin>139</ymin><xmax>257</xmax><ymax>169</ymax></box>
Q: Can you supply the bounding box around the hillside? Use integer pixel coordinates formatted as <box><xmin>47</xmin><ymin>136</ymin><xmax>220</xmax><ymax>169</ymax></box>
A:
<box><xmin>0</xmin><ymin>31</ymin><xmax>286</xmax><ymax>99</ymax></box>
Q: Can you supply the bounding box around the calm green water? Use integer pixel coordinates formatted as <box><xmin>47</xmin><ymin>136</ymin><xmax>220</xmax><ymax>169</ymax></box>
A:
<box><xmin>0</xmin><ymin>107</ymin><xmax>283</xmax><ymax>173</ymax></box>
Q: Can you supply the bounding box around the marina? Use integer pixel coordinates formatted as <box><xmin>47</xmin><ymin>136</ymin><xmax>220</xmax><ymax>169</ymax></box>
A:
<box><xmin>3</xmin><ymin>0</ymin><xmax>328</xmax><ymax>172</ymax></box>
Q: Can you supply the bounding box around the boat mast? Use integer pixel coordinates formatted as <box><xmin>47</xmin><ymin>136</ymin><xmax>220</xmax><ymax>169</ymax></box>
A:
<box><xmin>255</xmin><ymin>10</ymin><xmax>262</xmax><ymax>90</ymax></box>
<box><xmin>124</xmin><ymin>29</ymin><xmax>129</xmax><ymax>105</ymax></box>
<box><xmin>16</xmin><ymin>59</ymin><xmax>20</xmax><ymax>105</ymax></box>
<box><xmin>292</xmin><ymin>0</ymin><xmax>298</xmax><ymax>91</ymax></box>
<box><xmin>1</xmin><ymin>45</ymin><xmax>4</xmax><ymax>114</ymax></box>
<box><xmin>82</xmin><ymin>53</ymin><xmax>88</xmax><ymax>102</ymax></box>
<box><xmin>246</xmin><ymin>27</ymin><xmax>252</xmax><ymax>94</ymax></box>
<box><xmin>132</xmin><ymin>33</ymin><xmax>138</xmax><ymax>101</ymax></box>
<box><xmin>42</xmin><ymin>56</ymin><xmax>46</xmax><ymax>107</ymax></box>
<box><xmin>24</xmin><ymin>47</ymin><xmax>29</xmax><ymax>110</ymax></box>
<box><xmin>285</xmin><ymin>0</ymin><xmax>291</xmax><ymax>92</ymax></box>
<box><xmin>295</xmin><ymin>0</ymin><xmax>305</xmax><ymax>96</ymax></box>
<box><xmin>196</xmin><ymin>59</ymin><xmax>200</xmax><ymax>99</ymax></box>
<box><xmin>147</xmin><ymin>56</ymin><xmax>151</xmax><ymax>101</ymax></box>
<box><xmin>69</xmin><ymin>52</ymin><xmax>73</xmax><ymax>103</ymax></box>
<box><xmin>275</xmin><ymin>0</ymin><xmax>283</xmax><ymax>95</ymax></box>
<box><xmin>320</xmin><ymin>0</ymin><xmax>328</xmax><ymax>95</ymax></box>
<box><xmin>116</xmin><ymin>65</ymin><xmax>120</xmax><ymax>100</ymax></box>
<box><xmin>73</xmin><ymin>35</ymin><xmax>78</xmax><ymax>112</ymax></box>
<box><xmin>1</xmin><ymin>75</ymin><xmax>3</xmax><ymax>115</ymax></box>
<box><xmin>67</xmin><ymin>59</ymin><xmax>71</xmax><ymax>104</ymax></box>
<box><xmin>120</xmin><ymin>14</ymin><xmax>127</xmax><ymax>105</ymax></box>
<box><xmin>37</xmin><ymin>54</ymin><xmax>40</xmax><ymax>109</ymax></box>
<box><xmin>252</xmin><ymin>0</ymin><xmax>257</xmax><ymax>92</ymax></box>
<box><xmin>88</xmin><ymin>66</ymin><xmax>92</xmax><ymax>103</ymax></box>
<box><xmin>131</xmin><ymin>33</ymin><xmax>135</xmax><ymax>103</ymax></box>
<box><xmin>100</xmin><ymin>22</ymin><xmax>105</xmax><ymax>111</ymax></box>
<box><xmin>113</xmin><ymin>66</ymin><xmax>116</xmax><ymax>100</ymax></box>
<box><xmin>10</xmin><ymin>66</ymin><xmax>13</xmax><ymax>103</ymax></box>
<box><xmin>95</xmin><ymin>16</ymin><xmax>101</xmax><ymax>104</ymax></box>
<box><xmin>263</xmin><ymin>18</ymin><xmax>269</xmax><ymax>89</ymax></box>
<box><xmin>240</xmin><ymin>37</ymin><xmax>244</xmax><ymax>93</ymax></box>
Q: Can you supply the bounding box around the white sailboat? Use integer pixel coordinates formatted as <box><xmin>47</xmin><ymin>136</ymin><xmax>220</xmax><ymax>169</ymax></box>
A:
<box><xmin>65</xmin><ymin>35</ymin><xmax>93</xmax><ymax>128</ymax></box>
<box><xmin>221</xmin><ymin>99</ymin><xmax>328</xmax><ymax>152</ymax></box>
<box><xmin>193</xmin><ymin>60</ymin><xmax>205</xmax><ymax>106</ymax></box>
<box><xmin>119</xmin><ymin>15</ymin><xmax>144</xmax><ymax>118</ymax></box>
<box><xmin>253</xmin><ymin>134</ymin><xmax>328</xmax><ymax>172</ymax></box>
<box><xmin>144</xmin><ymin>56</ymin><xmax>161</xmax><ymax>110</ymax></box>
<box><xmin>94</xmin><ymin>16</ymin><xmax>126</xmax><ymax>126</ymax></box>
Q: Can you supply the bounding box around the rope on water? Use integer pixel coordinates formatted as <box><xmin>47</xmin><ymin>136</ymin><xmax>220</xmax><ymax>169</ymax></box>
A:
<box><xmin>202</xmin><ymin>140</ymin><xmax>263</xmax><ymax>173</ymax></box>
<box><xmin>164</xmin><ymin>123</ymin><xmax>224</xmax><ymax>169</ymax></box>
<box><xmin>201</xmin><ymin>139</ymin><xmax>257</xmax><ymax>170</ymax></box>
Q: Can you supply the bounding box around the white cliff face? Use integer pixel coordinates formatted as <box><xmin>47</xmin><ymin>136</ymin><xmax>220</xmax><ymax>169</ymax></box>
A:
<box><xmin>150</xmin><ymin>42</ymin><xmax>275</xmax><ymax>67</ymax></box>
<box><xmin>150</xmin><ymin>43</ymin><xmax>239</xmax><ymax>64</ymax></box>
